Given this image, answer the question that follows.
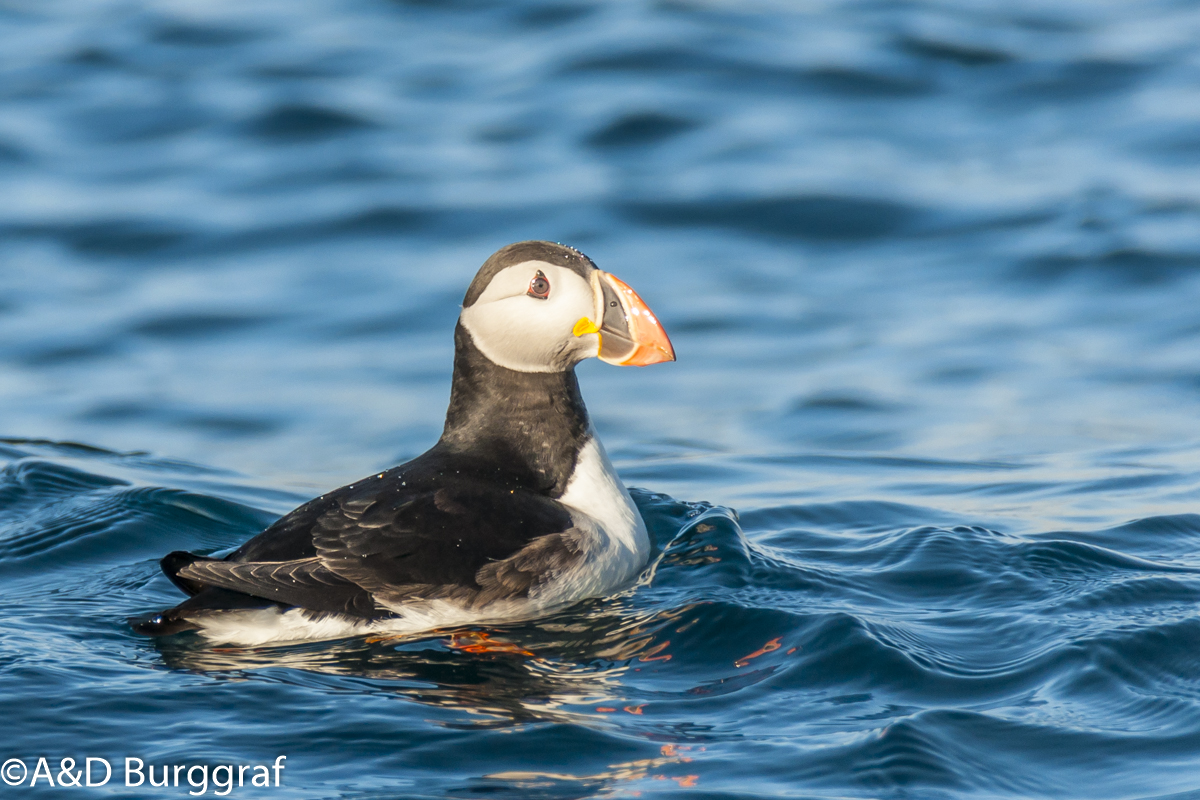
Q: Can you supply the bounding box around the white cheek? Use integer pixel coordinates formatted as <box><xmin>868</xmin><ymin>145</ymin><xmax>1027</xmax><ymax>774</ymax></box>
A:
<box><xmin>464</xmin><ymin>301</ymin><xmax>569</xmax><ymax>372</ymax></box>
<box><xmin>460</xmin><ymin>265</ymin><xmax>597</xmax><ymax>372</ymax></box>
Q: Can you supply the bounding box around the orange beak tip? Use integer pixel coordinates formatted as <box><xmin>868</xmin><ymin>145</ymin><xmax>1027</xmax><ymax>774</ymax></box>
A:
<box><xmin>602</xmin><ymin>271</ymin><xmax>676</xmax><ymax>367</ymax></box>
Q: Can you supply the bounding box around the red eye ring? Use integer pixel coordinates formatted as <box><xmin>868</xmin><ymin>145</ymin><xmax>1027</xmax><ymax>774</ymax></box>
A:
<box><xmin>528</xmin><ymin>270</ymin><xmax>550</xmax><ymax>299</ymax></box>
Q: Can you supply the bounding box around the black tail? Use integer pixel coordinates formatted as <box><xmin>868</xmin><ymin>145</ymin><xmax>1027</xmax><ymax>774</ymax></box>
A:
<box><xmin>161</xmin><ymin>550</ymin><xmax>219</xmax><ymax>596</ymax></box>
<box><xmin>129</xmin><ymin>552</ymin><xmax>283</xmax><ymax>637</ymax></box>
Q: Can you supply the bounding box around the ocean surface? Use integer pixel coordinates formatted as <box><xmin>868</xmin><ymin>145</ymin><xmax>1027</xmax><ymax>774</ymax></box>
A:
<box><xmin>3</xmin><ymin>0</ymin><xmax>1200</xmax><ymax>797</ymax></box>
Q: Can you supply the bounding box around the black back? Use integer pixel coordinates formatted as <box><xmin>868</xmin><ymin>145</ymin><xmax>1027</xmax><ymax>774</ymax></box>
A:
<box><xmin>225</xmin><ymin>322</ymin><xmax>592</xmax><ymax>571</ymax></box>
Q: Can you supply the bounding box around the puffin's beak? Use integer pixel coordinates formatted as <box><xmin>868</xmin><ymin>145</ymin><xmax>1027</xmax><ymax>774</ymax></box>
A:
<box><xmin>579</xmin><ymin>271</ymin><xmax>675</xmax><ymax>366</ymax></box>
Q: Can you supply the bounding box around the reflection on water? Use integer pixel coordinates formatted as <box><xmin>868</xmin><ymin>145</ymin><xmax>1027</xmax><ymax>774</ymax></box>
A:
<box><xmin>155</xmin><ymin>602</ymin><xmax>705</xmax><ymax>731</ymax></box>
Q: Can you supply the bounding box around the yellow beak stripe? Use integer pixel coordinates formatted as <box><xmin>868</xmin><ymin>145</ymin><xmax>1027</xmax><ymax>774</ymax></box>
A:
<box><xmin>573</xmin><ymin>317</ymin><xmax>600</xmax><ymax>337</ymax></box>
<box><xmin>573</xmin><ymin>317</ymin><xmax>602</xmax><ymax>353</ymax></box>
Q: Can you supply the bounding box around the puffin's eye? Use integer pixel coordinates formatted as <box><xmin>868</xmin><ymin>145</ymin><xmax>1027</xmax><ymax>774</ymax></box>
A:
<box><xmin>528</xmin><ymin>270</ymin><xmax>550</xmax><ymax>299</ymax></box>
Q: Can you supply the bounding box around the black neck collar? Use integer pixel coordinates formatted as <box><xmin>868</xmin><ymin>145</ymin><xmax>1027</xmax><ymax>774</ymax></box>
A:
<box><xmin>438</xmin><ymin>322</ymin><xmax>591</xmax><ymax>497</ymax></box>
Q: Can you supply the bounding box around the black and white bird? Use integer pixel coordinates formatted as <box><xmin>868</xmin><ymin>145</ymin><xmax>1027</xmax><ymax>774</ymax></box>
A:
<box><xmin>132</xmin><ymin>241</ymin><xmax>675</xmax><ymax>645</ymax></box>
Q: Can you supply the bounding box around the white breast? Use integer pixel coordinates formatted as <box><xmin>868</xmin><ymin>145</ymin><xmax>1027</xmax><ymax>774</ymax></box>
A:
<box><xmin>548</xmin><ymin>432</ymin><xmax>650</xmax><ymax>601</ymax></box>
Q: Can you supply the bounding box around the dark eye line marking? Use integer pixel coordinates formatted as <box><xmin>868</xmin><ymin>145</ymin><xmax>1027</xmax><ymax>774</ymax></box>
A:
<box><xmin>528</xmin><ymin>270</ymin><xmax>550</xmax><ymax>299</ymax></box>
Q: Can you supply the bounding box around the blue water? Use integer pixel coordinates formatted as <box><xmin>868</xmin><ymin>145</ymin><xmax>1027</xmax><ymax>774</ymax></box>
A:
<box><xmin>3</xmin><ymin>0</ymin><xmax>1200</xmax><ymax>797</ymax></box>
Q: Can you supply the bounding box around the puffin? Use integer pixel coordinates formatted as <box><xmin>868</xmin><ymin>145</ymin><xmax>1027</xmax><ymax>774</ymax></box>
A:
<box><xmin>132</xmin><ymin>241</ymin><xmax>675</xmax><ymax>646</ymax></box>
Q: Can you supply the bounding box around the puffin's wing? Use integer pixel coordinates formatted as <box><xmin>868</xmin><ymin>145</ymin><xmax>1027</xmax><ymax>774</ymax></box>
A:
<box><xmin>176</xmin><ymin>557</ymin><xmax>377</xmax><ymax>617</ymax></box>
<box><xmin>308</xmin><ymin>481</ymin><xmax>587</xmax><ymax>606</ymax></box>
<box><xmin>176</xmin><ymin>480</ymin><xmax>588</xmax><ymax>614</ymax></box>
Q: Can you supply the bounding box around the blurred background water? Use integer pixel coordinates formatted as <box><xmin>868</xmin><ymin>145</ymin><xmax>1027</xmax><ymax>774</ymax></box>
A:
<box><xmin>2</xmin><ymin>0</ymin><xmax>1200</xmax><ymax>798</ymax></box>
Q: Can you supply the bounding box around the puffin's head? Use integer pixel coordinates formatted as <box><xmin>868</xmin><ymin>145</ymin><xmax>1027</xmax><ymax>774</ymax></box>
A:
<box><xmin>458</xmin><ymin>241</ymin><xmax>675</xmax><ymax>373</ymax></box>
